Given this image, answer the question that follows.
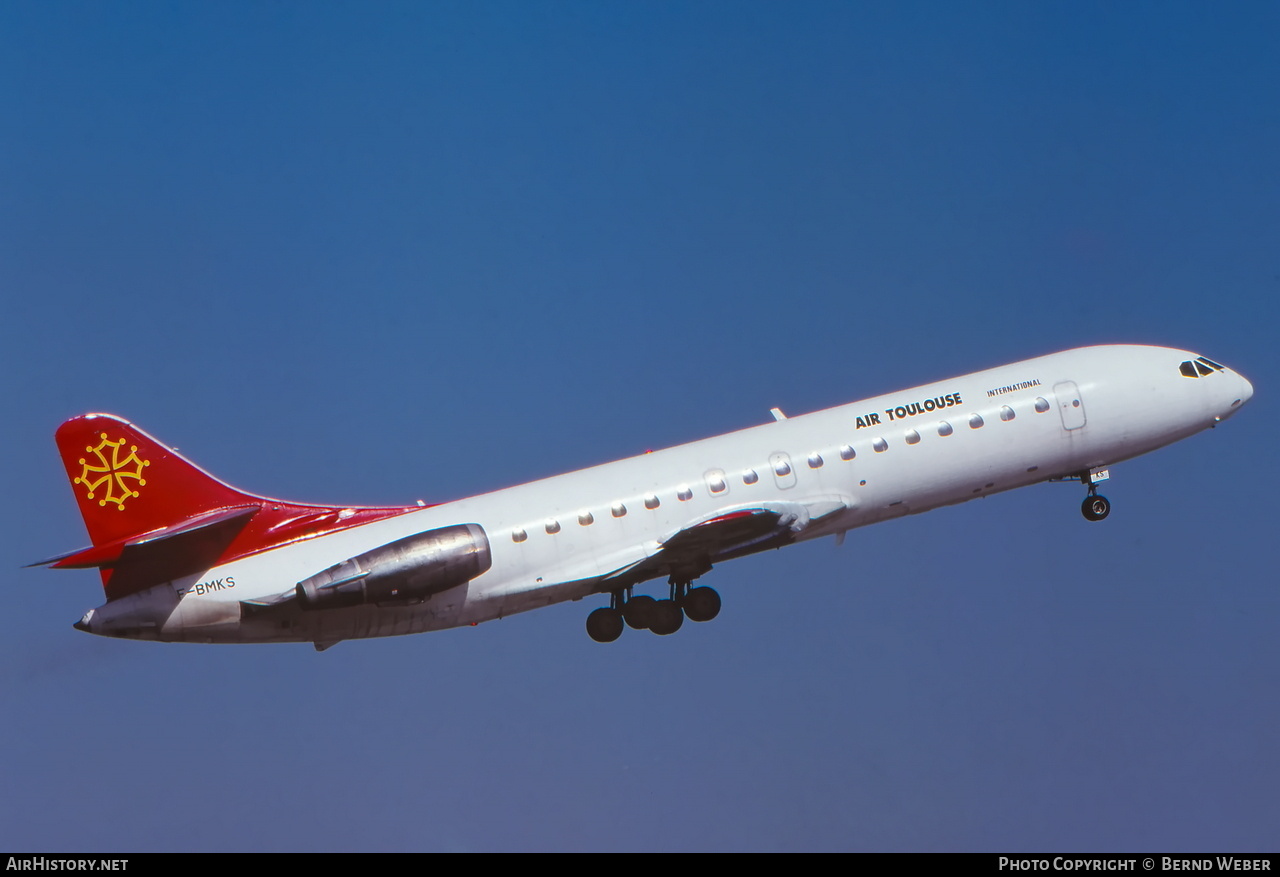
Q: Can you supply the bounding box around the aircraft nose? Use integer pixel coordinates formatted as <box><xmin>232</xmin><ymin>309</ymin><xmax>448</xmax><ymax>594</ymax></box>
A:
<box><xmin>1232</xmin><ymin>370</ymin><xmax>1254</xmax><ymax>409</ymax></box>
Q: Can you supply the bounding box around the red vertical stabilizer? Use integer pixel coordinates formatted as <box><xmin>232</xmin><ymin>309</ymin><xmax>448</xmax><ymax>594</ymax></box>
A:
<box><xmin>57</xmin><ymin>414</ymin><xmax>261</xmax><ymax>548</ymax></box>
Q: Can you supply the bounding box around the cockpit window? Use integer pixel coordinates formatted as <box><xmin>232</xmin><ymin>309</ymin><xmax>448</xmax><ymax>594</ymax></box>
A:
<box><xmin>1182</xmin><ymin>356</ymin><xmax>1226</xmax><ymax>378</ymax></box>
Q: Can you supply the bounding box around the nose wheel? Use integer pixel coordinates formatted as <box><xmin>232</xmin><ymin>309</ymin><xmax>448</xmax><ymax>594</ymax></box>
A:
<box><xmin>1081</xmin><ymin>493</ymin><xmax>1110</xmax><ymax>521</ymax></box>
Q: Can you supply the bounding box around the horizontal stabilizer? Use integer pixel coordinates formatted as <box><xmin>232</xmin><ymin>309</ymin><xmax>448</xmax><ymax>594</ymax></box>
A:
<box><xmin>34</xmin><ymin>505</ymin><xmax>261</xmax><ymax>569</ymax></box>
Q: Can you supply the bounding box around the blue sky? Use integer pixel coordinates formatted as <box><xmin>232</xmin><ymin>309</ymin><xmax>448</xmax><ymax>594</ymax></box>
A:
<box><xmin>2</xmin><ymin>1</ymin><xmax>1276</xmax><ymax>852</ymax></box>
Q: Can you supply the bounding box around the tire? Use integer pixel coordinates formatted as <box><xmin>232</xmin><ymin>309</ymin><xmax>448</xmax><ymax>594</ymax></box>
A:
<box><xmin>623</xmin><ymin>594</ymin><xmax>656</xmax><ymax>630</ymax></box>
<box><xmin>1081</xmin><ymin>495</ymin><xmax>1111</xmax><ymax>522</ymax></box>
<box><xmin>648</xmin><ymin>600</ymin><xmax>684</xmax><ymax>635</ymax></box>
<box><xmin>586</xmin><ymin>607</ymin><xmax>623</xmax><ymax>642</ymax></box>
<box><xmin>682</xmin><ymin>586</ymin><xmax>721</xmax><ymax>622</ymax></box>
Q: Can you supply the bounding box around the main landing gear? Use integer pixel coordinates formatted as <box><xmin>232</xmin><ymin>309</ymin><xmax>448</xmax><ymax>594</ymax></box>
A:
<box><xmin>585</xmin><ymin>581</ymin><xmax>722</xmax><ymax>643</ymax></box>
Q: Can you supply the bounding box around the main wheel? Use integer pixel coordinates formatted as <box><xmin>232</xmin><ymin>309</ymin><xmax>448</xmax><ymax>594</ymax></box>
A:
<box><xmin>648</xmin><ymin>599</ymin><xmax>684</xmax><ymax>635</ymax></box>
<box><xmin>586</xmin><ymin>607</ymin><xmax>624</xmax><ymax>642</ymax></box>
<box><xmin>682</xmin><ymin>586</ymin><xmax>721</xmax><ymax>622</ymax></box>
<box><xmin>623</xmin><ymin>594</ymin><xmax>656</xmax><ymax>630</ymax></box>
<box><xmin>1082</xmin><ymin>495</ymin><xmax>1111</xmax><ymax>521</ymax></box>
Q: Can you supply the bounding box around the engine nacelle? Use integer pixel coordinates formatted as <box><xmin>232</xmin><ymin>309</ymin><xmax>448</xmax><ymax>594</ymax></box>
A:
<box><xmin>295</xmin><ymin>524</ymin><xmax>491</xmax><ymax>610</ymax></box>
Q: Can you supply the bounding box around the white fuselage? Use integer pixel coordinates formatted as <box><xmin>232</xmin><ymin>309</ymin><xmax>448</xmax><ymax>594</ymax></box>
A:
<box><xmin>83</xmin><ymin>345</ymin><xmax>1253</xmax><ymax>645</ymax></box>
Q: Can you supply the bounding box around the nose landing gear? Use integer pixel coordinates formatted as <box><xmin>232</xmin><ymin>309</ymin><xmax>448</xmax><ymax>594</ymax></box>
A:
<box><xmin>1057</xmin><ymin>468</ymin><xmax>1112</xmax><ymax>522</ymax></box>
<box><xmin>1081</xmin><ymin>467</ymin><xmax>1111</xmax><ymax>521</ymax></box>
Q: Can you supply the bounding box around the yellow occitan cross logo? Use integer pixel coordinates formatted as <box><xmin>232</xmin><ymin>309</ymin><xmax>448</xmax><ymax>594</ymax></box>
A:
<box><xmin>75</xmin><ymin>433</ymin><xmax>150</xmax><ymax>510</ymax></box>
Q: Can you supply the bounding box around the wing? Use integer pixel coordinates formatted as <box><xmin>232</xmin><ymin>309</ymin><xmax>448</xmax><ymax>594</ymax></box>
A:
<box><xmin>599</xmin><ymin>497</ymin><xmax>849</xmax><ymax>591</ymax></box>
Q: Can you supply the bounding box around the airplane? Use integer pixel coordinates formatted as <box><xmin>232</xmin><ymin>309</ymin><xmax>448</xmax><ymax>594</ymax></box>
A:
<box><xmin>41</xmin><ymin>344</ymin><xmax>1252</xmax><ymax>649</ymax></box>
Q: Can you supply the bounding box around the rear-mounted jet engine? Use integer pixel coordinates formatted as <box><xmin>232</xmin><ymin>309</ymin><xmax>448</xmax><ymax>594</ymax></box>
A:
<box><xmin>295</xmin><ymin>524</ymin><xmax>491</xmax><ymax>610</ymax></box>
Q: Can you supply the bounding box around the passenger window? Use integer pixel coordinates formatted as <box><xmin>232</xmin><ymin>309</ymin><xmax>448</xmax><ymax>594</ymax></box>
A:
<box><xmin>545</xmin><ymin>520</ymin><xmax>561</xmax><ymax>534</ymax></box>
<box><xmin>969</xmin><ymin>414</ymin><xmax>984</xmax><ymax>429</ymax></box>
<box><xmin>611</xmin><ymin>502</ymin><xmax>627</xmax><ymax>518</ymax></box>
<box><xmin>1034</xmin><ymin>397</ymin><xmax>1050</xmax><ymax>413</ymax></box>
<box><xmin>769</xmin><ymin>453</ymin><xmax>796</xmax><ymax>489</ymax></box>
<box><xmin>511</xmin><ymin>528</ymin><xmax>527</xmax><ymax>543</ymax></box>
<box><xmin>873</xmin><ymin>437</ymin><xmax>888</xmax><ymax>453</ymax></box>
<box><xmin>677</xmin><ymin>485</ymin><xmax>693</xmax><ymax>501</ymax></box>
<box><xmin>938</xmin><ymin>421</ymin><xmax>953</xmax><ymax>436</ymax></box>
<box><xmin>742</xmin><ymin>469</ymin><xmax>759</xmax><ymax>485</ymax></box>
<box><xmin>905</xmin><ymin>429</ymin><xmax>920</xmax><ymax>445</ymax></box>
<box><xmin>1000</xmin><ymin>406</ymin><xmax>1015</xmax><ymax>422</ymax></box>
<box><xmin>706</xmin><ymin>470</ymin><xmax>727</xmax><ymax>493</ymax></box>
<box><xmin>644</xmin><ymin>495</ymin><xmax>660</xmax><ymax>510</ymax></box>
<box><xmin>807</xmin><ymin>453</ymin><xmax>823</xmax><ymax>468</ymax></box>
<box><xmin>578</xmin><ymin>511</ymin><xmax>594</xmax><ymax>526</ymax></box>
<box><xmin>839</xmin><ymin>444</ymin><xmax>856</xmax><ymax>461</ymax></box>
